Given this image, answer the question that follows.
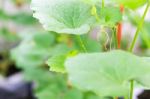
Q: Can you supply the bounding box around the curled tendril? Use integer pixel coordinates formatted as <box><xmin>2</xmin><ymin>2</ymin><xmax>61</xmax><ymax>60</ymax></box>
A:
<box><xmin>97</xmin><ymin>26</ymin><xmax>110</xmax><ymax>51</ymax></box>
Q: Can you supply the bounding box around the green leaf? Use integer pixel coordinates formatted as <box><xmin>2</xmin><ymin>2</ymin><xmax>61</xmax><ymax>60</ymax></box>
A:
<box><xmin>47</xmin><ymin>55</ymin><xmax>67</xmax><ymax>73</ymax></box>
<box><xmin>72</xmin><ymin>35</ymin><xmax>102</xmax><ymax>52</ymax></box>
<box><xmin>0</xmin><ymin>28</ymin><xmax>19</xmax><ymax>41</ymax></box>
<box><xmin>10</xmin><ymin>30</ymin><xmax>100</xmax><ymax>99</ymax></box>
<box><xmin>33</xmin><ymin>32</ymin><xmax>55</xmax><ymax>48</ymax></box>
<box><xmin>10</xmin><ymin>31</ymin><xmax>54</xmax><ymax>69</ymax></box>
<box><xmin>11</xmin><ymin>43</ymin><xmax>50</xmax><ymax>69</ymax></box>
<box><xmin>97</xmin><ymin>7</ymin><xmax>122</xmax><ymax>25</ymax></box>
<box><xmin>135</xmin><ymin>57</ymin><xmax>150</xmax><ymax>88</ymax></box>
<box><xmin>63</xmin><ymin>89</ymin><xmax>83</xmax><ymax>99</ymax></box>
<box><xmin>81</xmin><ymin>36</ymin><xmax>102</xmax><ymax>52</ymax></box>
<box><xmin>10</xmin><ymin>13</ymin><xmax>37</xmax><ymax>25</ymax></box>
<box><xmin>47</xmin><ymin>49</ymin><xmax>79</xmax><ymax>73</ymax></box>
<box><xmin>113</xmin><ymin>0</ymin><xmax>147</xmax><ymax>9</ymax></box>
<box><xmin>65</xmin><ymin>50</ymin><xmax>150</xmax><ymax>97</ymax></box>
<box><xmin>140</xmin><ymin>22</ymin><xmax>150</xmax><ymax>49</ymax></box>
<box><xmin>84</xmin><ymin>92</ymin><xmax>100</xmax><ymax>99</ymax></box>
<box><xmin>0</xmin><ymin>10</ymin><xmax>9</xmax><ymax>20</ymax></box>
<box><xmin>49</xmin><ymin>44</ymin><xmax>75</xmax><ymax>56</ymax></box>
<box><xmin>47</xmin><ymin>43</ymin><xmax>78</xmax><ymax>73</ymax></box>
<box><xmin>31</xmin><ymin>0</ymin><xmax>96</xmax><ymax>34</ymax></box>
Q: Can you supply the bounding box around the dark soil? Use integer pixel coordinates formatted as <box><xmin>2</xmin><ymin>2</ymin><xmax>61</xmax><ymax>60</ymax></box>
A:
<box><xmin>6</xmin><ymin>63</ymin><xmax>22</xmax><ymax>77</ymax></box>
<box><xmin>138</xmin><ymin>90</ymin><xmax>150</xmax><ymax>99</ymax></box>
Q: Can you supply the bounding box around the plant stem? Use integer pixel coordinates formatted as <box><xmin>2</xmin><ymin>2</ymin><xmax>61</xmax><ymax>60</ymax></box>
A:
<box><xmin>112</xmin><ymin>27</ymin><xmax>118</xmax><ymax>48</ymax></box>
<box><xmin>130</xmin><ymin>12</ymin><xmax>150</xmax><ymax>48</ymax></box>
<box><xmin>130</xmin><ymin>80</ymin><xmax>134</xmax><ymax>99</ymax></box>
<box><xmin>102</xmin><ymin>0</ymin><xmax>105</xmax><ymax>8</ymax></box>
<box><xmin>77</xmin><ymin>35</ymin><xmax>87</xmax><ymax>53</ymax></box>
<box><xmin>124</xmin><ymin>95</ymin><xmax>128</xmax><ymax>99</ymax></box>
<box><xmin>117</xmin><ymin>5</ymin><xmax>124</xmax><ymax>49</ymax></box>
<box><xmin>129</xmin><ymin>1</ymin><xmax>150</xmax><ymax>52</ymax></box>
<box><xmin>128</xmin><ymin>2</ymin><xmax>150</xmax><ymax>99</ymax></box>
<box><xmin>117</xmin><ymin>23</ymin><xmax>122</xmax><ymax>49</ymax></box>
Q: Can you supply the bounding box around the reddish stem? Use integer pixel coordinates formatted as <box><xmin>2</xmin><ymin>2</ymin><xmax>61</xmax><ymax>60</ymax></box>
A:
<box><xmin>120</xmin><ymin>4</ymin><xmax>124</xmax><ymax>13</ymax></box>
<box><xmin>116</xmin><ymin>5</ymin><xmax>124</xmax><ymax>99</ymax></box>
<box><xmin>117</xmin><ymin>23</ymin><xmax>122</xmax><ymax>48</ymax></box>
<box><xmin>117</xmin><ymin>5</ymin><xmax>124</xmax><ymax>49</ymax></box>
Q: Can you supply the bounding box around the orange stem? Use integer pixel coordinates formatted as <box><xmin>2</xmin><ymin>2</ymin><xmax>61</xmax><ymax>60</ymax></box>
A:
<box><xmin>116</xmin><ymin>5</ymin><xmax>124</xmax><ymax>98</ymax></box>
<box><xmin>117</xmin><ymin>5</ymin><xmax>124</xmax><ymax>49</ymax></box>
<box><xmin>117</xmin><ymin>23</ymin><xmax>122</xmax><ymax>48</ymax></box>
<box><xmin>120</xmin><ymin>4</ymin><xmax>124</xmax><ymax>13</ymax></box>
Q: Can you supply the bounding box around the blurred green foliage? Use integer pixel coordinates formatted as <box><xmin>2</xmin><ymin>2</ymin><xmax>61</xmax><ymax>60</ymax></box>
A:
<box><xmin>0</xmin><ymin>0</ymin><xmax>150</xmax><ymax>99</ymax></box>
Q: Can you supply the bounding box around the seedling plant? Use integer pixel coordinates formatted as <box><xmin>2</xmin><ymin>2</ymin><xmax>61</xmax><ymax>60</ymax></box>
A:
<box><xmin>22</xmin><ymin>0</ymin><xmax>150</xmax><ymax>99</ymax></box>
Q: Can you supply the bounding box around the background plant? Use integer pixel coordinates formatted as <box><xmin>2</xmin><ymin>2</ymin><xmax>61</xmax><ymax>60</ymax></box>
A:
<box><xmin>31</xmin><ymin>0</ymin><xmax>150</xmax><ymax>99</ymax></box>
<box><xmin>1</xmin><ymin>0</ymin><xmax>150</xmax><ymax>99</ymax></box>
